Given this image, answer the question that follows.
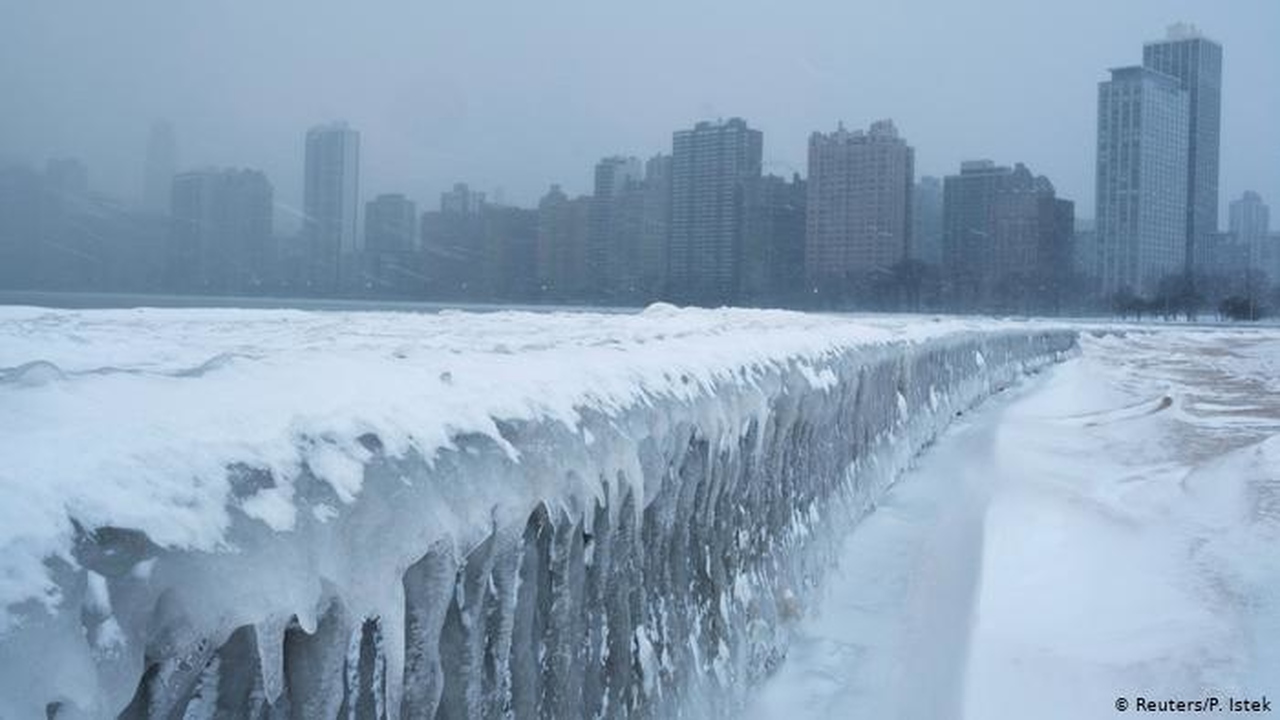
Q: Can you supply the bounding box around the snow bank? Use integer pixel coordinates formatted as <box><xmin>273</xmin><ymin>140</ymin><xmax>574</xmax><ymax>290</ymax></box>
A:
<box><xmin>0</xmin><ymin>306</ymin><xmax>1074</xmax><ymax>718</ymax></box>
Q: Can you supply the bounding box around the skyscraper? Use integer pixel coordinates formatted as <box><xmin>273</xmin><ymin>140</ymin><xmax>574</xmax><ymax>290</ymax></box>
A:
<box><xmin>588</xmin><ymin>156</ymin><xmax>643</xmax><ymax>297</ymax></box>
<box><xmin>1073</xmin><ymin>219</ymin><xmax>1099</xmax><ymax>283</ymax></box>
<box><xmin>143</xmin><ymin>121</ymin><xmax>178</xmax><ymax>214</ymax></box>
<box><xmin>1095</xmin><ymin>66</ymin><xmax>1190</xmax><ymax>296</ymax></box>
<box><xmin>912</xmin><ymin>176</ymin><xmax>944</xmax><ymax>267</ymax></box>
<box><xmin>638</xmin><ymin>154</ymin><xmax>672</xmax><ymax>299</ymax></box>
<box><xmin>742</xmin><ymin>173</ymin><xmax>806</xmax><ymax>303</ymax></box>
<box><xmin>1143</xmin><ymin>24</ymin><xmax>1223</xmax><ymax>272</ymax></box>
<box><xmin>478</xmin><ymin>204</ymin><xmax>538</xmax><ymax>300</ymax></box>
<box><xmin>943</xmin><ymin>161</ymin><xmax>1074</xmax><ymax>311</ymax></box>
<box><xmin>364</xmin><ymin>193</ymin><xmax>418</xmax><ymax>292</ymax></box>
<box><xmin>805</xmin><ymin>120</ymin><xmax>914</xmax><ymax>293</ymax></box>
<box><xmin>1229</xmin><ymin>191</ymin><xmax>1270</xmax><ymax>247</ymax></box>
<box><xmin>422</xmin><ymin>183</ymin><xmax>486</xmax><ymax>297</ymax></box>
<box><xmin>365</xmin><ymin>194</ymin><xmax>417</xmax><ymax>255</ymax></box>
<box><xmin>536</xmin><ymin>184</ymin><xmax>591</xmax><ymax>298</ymax></box>
<box><xmin>169</xmin><ymin>168</ymin><xmax>274</xmax><ymax>292</ymax></box>
<box><xmin>303</xmin><ymin>123</ymin><xmax>360</xmax><ymax>293</ymax></box>
<box><xmin>1229</xmin><ymin>191</ymin><xmax>1273</xmax><ymax>279</ymax></box>
<box><xmin>440</xmin><ymin>182</ymin><xmax>486</xmax><ymax>216</ymax></box>
<box><xmin>669</xmin><ymin>118</ymin><xmax>763</xmax><ymax>304</ymax></box>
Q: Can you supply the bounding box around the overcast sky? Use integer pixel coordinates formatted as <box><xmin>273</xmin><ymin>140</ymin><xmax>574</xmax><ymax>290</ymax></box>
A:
<box><xmin>1</xmin><ymin>0</ymin><xmax>1276</xmax><ymax>226</ymax></box>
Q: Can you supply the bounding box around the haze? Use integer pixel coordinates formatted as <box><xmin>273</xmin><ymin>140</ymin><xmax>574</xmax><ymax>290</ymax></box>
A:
<box><xmin>1</xmin><ymin>0</ymin><xmax>1276</xmax><ymax>224</ymax></box>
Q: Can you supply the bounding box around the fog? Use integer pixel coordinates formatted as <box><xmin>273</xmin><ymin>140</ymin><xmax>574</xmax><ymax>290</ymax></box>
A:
<box><xmin>1</xmin><ymin>0</ymin><xmax>1276</xmax><ymax>221</ymax></box>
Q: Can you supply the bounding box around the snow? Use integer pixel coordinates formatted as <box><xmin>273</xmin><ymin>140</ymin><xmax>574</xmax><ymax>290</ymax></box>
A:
<box><xmin>0</xmin><ymin>306</ymin><xmax>1044</xmax><ymax>629</ymax></box>
<box><xmin>0</xmin><ymin>304</ymin><xmax>1074</xmax><ymax>717</ymax></box>
<box><xmin>746</xmin><ymin>326</ymin><xmax>1280</xmax><ymax>719</ymax></box>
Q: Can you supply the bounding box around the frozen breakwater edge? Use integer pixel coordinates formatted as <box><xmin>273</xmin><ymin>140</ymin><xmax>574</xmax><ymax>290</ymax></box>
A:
<box><xmin>746</xmin><ymin>327</ymin><xmax>1280</xmax><ymax>720</ymax></box>
<box><xmin>0</xmin><ymin>306</ymin><xmax>1074</xmax><ymax>718</ymax></box>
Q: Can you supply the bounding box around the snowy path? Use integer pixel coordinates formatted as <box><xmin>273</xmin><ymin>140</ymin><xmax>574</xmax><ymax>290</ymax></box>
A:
<box><xmin>747</xmin><ymin>329</ymin><xmax>1280</xmax><ymax>720</ymax></box>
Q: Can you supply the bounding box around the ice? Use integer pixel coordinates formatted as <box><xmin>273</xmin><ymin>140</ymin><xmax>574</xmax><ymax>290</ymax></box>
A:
<box><xmin>0</xmin><ymin>305</ymin><xmax>1074</xmax><ymax>717</ymax></box>
<box><xmin>747</xmin><ymin>327</ymin><xmax>1280</xmax><ymax>720</ymax></box>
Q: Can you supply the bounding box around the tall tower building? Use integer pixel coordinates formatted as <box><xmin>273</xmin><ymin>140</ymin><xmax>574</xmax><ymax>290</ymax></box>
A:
<box><xmin>805</xmin><ymin>120</ymin><xmax>914</xmax><ymax>291</ymax></box>
<box><xmin>169</xmin><ymin>168</ymin><xmax>274</xmax><ymax>292</ymax></box>
<box><xmin>365</xmin><ymin>194</ymin><xmax>418</xmax><ymax>255</ymax></box>
<box><xmin>363</xmin><ymin>193</ymin><xmax>417</xmax><ymax>292</ymax></box>
<box><xmin>1229</xmin><ymin>191</ymin><xmax>1273</xmax><ymax>279</ymax></box>
<box><xmin>303</xmin><ymin>123</ymin><xmax>360</xmax><ymax>293</ymax></box>
<box><xmin>588</xmin><ymin>156</ymin><xmax>643</xmax><ymax>296</ymax></box>
<box><xmin>669</xmin><ymin>118</ymin><xmax>763</xmax><ymax>305</ymax></box>
<box><xmin>143</xmin><ymin>121</ymin><xmax>178</xmax><ymax>214</ymax></box>
<box><xmin>639</xmin><ymin>154</ymin><xmax>672</xmax><ymax>299</ymax></box>
<box><xmin>742</xmin><ymin>173</ymin><xmax>806</xmax><ymax>303</ymax></box>
<box><xmin>1074</xmin><ymin>219</ymin><xmax>1099</xmax><ymax>282</ymax></box>
<box><xmin>1095</xmin><ymin>66</ymin><xmax>1190</xmax><ymax>296</ymax></box>
<box><xmin>1229</xmin><ymin>191</ymin><xmax>1270</xmax><ymax>246</ymax></box>
<box><xmin>943</xmin><ymin>161</ymin><xmax>1074</xmax><ymax>311</ymax></box>
<box><xmin>912</xmin><ymin>176</ymin><xmax>944</xmax><ymax>267</ymax></box>
<box><xmin>1143</xmin><ymin>24</ymin><xmax>1223</xmax><ymax>272</ymax></box>
<box><xmin>536</xmin><ymin>184</ymin><xmax>592</xmax><ymax>298</ymax></box>
<box><xmin>441</xmin><ymin>182</ymin><xmax>486</xmax><ymax>216</ymax></box>
<box><xmin>421</xmin><ymin>183</ymin><xmax>487</xmax><ymax>297</ymax></box>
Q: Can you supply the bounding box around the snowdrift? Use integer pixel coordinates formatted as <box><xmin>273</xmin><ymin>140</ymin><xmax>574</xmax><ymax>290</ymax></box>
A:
<box><xmin>0</xmin><ymin>306</ymin><xmax>1075</xmax><ymax>718</ymax></box>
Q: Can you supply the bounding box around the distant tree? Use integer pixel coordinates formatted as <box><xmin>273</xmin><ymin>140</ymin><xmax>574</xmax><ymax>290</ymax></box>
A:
<box><xmin>1153</xmin><ymin>273</ymin><xmax>1204</xmax><ymax>321</ymax></box>
<box><xmin>1110</xmin><ymin>286</ymin><xmax>1144</xmax><ymax>320</ymax></box>
<box><xmin>888</xmin><ymin>258</ymin><xmax>936</xmax><ymax>312</ymax></box>
<box><xmin>1219</xmin><ymin>295</ymin><xmax>1264</xmax><ymax>321</ymax></box>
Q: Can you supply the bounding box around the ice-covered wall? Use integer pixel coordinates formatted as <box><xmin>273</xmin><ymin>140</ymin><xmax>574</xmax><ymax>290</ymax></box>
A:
<box><xmin>0</xmin><ymin>307</ymin><xmax>1075</xmax><ymax>718</ymax></box>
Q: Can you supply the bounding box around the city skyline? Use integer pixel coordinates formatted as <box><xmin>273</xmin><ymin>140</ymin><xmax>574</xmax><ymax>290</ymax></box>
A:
<box><xmin>3</xmin><ymin>9</ymin><xmax>1279</xmax><ymax>316</ymax></box>
<box><xmin>0</xmin><ymin>2</ymin><xmax>1275</xmax><ymax>224</ymax></box>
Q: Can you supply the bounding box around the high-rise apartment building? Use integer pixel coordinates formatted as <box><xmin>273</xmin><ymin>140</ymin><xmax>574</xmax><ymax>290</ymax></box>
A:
<box><xmin>364</xmin><ymin>193</ymin><xmax>418</xmax><ymax>292</ymax></box>
<box><xmin>365</xmin><ymin>194</ymin><xmax>417</xmax><ymax>255</ymax></box>
<box><xmin>441</xmin><ymin>182</ymin><xmax>486</xmax><ymax>216</ymax></box>
<box><xmin>668</xmin><ymin>118</ymin><xmax>763</xmax><ymax>304</ymax></box>
<box><xmin>742</xmin><ymin>173</ymin><xmax>806</xmax><ymax>303</ymax></box>
<box><xmin>1095</xmin><ymin>66</ymin><xmax>1190</xmax><ymax>296</ymax></box>
<box><xmin>1229</xmin><ymin>191</ymin><xmax>1270</xmax><ymax>247</ymax></box>
<box><xmin>588</xmin><ymin>156</ymin><xmax>643</xmax><ymax>296</ymax></box>
<box><xmin>479</xmin><ymin>204</ymin><xmax>538</xmax><ymax>299</ymax></box>
<box><xmin>169</xmin><ymin>168</ymin><xmax>274</xmax><ymax>291</ymax></box>
<box><xmin>805</xmin><ymin>120</ymin><xmax>914</xmax><ymax>291</ymax></box>
<box><xmin>912</xmin><ymin>176</ymin><xmax>944</xmax><ymax>267</ymax></box>
<box><xmin>638</xmin><ymin>154</ymin><xmax>672</xmax><ymax>299</ymax></box>
<box><xmin>1143</xmin><ymin>24</ymin><xmax>1223</xmax><ymax>271</ymax></box>
<box><xmin>943</xmin><ymin>161</ymin><xmax>1074</xmax><ymax>311</ymax></box>
<box><xmin>303</xmin><ymin>123</ymin><xmax>360</xmax><ymax>293</ymax></box>
<box><xmin>535</xmin><ymin>184</ymin><xmax>591</xmax><ymax>298</ymax></box>
<box><xmin>1229</xmin><ymin>191</ymin><xmax>1273</xmax><ymax>280</ymax></box>
<box><xmin>1073</xmin><ymin>218</ymin><xmax>1099</xmax><ymax>282</ymax></box>
<box><xmin>422</xmin><ymin>183</ymin><xmax>484</xmax><ymax>297</ymax></box>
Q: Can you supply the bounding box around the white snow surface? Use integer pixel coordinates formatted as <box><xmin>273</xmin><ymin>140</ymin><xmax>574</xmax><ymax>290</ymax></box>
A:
<box><xmin>746</xmin><ymin>326</ymin><xmax>1280</xmax><ymax>719</ymax></box>
<box><xmin>0</xmin><ymin>305</ymin><xmax>1051</xmax><ymax>636</ymax></box>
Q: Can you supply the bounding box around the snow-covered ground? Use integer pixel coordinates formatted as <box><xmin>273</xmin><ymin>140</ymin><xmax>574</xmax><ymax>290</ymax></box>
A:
<box><xmin>0</xmin><ymin>305</ymin><xmax>1048</xmax><ymax>635</ymax></box>
<box><xmin>0</xmin><ymin>305</ymin><xmax>1074</xmax><ymax>718</ymax></box>
<box><xmin>746</xmin><ymin>327</ymin><xmax>1280</xmax><ymax>719</ymax></box>
<box><xmin>5</xmin><ymin>306</ymin><xmax>1273</xmax><ymax>719</ymax></box>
